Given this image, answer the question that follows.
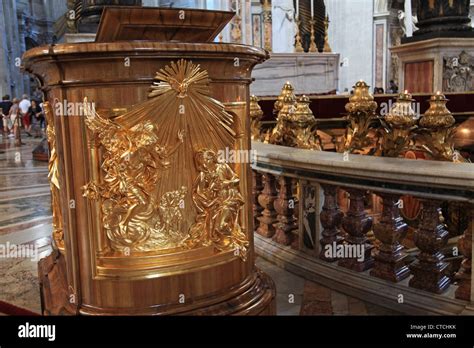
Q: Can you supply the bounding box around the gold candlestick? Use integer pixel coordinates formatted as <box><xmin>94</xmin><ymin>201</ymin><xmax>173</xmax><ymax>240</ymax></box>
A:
<box><xmin>323</xmin><ymin>15</ymin><xmax>332</xmax><ymax>53</ymax></box>
<box><xmin>309</xmin><ymin>19</ymin><xmax>318</xmax><ymax>52</ymax></box>
<box><xmin>294</xmin><ymin>20</ymin><xmax>304</xmax><ymax>53</ymax></box>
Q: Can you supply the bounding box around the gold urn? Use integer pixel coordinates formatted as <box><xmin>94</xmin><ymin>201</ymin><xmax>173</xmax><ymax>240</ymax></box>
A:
<box><xmin>292</xmin><ymin>95</ymin><xmax>322</xmax><ymax>150</ymax></box>
<box><xmin>418</xmin><ymin>92</ymin><xmax>462</xmax><ymax>162</ymax></box>
<box><xmin>381</xmin><ymin>91</ymin><xmax>418</xmax><ymax>157</ymax></box>
<box><xmin>274</xmin><ymin>81</ymin><xmax>296</xmax><ymax>114</ymax></box>
<box><xmin>340</xmin><ymin>80</ymin><xmax>378</xmax><ymax>154</ymax></box>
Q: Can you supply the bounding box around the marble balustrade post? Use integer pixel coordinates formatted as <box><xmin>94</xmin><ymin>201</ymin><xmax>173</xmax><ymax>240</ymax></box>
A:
<box><xmin>338</xmin><ymin>188</ymin><xmax>374</xmax><ymax>272</ymax></box>
<box><xmin>370</xmin><ymin>192</ymin><xmax>411</xmax><ymax>282</ymax></box>
<box><xmin>273</xmin><ymin>176</ymin><xmax>297</xmax><ymax>245</ymax></box>
<box><xmin>257</xmin><ymin>173</ymin><xmax>278</xmax><ymax>238</ymax></box>
<box><xmin>252</xmin><ymin>170</ymin><xmax>264</xmax><ymax>231</ymax></box>
<box><xmin>409</xmin><ymin>200</ymin><xmax>451</xmax><ymax>294</ymax></box>
<box><xmin>455</xmin><ymin>204</ymin><xmax>473</xmax><ymax>301</ymax></box>
<box><xmin>319</xmin><ymin>184</ymin><xmax>344</xmax><ymax>262</ymax></box>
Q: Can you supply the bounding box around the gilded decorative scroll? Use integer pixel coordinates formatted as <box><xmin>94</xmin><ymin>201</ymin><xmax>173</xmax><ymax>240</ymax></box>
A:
<box><xmin>82</xmin><ymin>59</ymin><xmax>248</xmax><ymax>259</ymax></box>
<box><xmin>44</xmin><ymin>101</ymin><xmax>64</xmax><ymax>253</ymax></box>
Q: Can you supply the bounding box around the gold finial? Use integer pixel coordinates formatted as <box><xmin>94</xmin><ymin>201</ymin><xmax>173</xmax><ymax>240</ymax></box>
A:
<box><xmin>309</xmin><ymin>20</ymin><xmax>318</xmax><ymax>53</ymax></box>
<box><xmin>274</xmin><ymin>81</ymin><xmax>296</xmax><ymax>114</ymax></box>
<box><xmin>294</xmin><ymin>20</ymin><xmax>304</xmax><ymax>52</ymax></box>
<box><xmin>323</xmin><ymin>15</ymin><xmax>332</xmax><ymax>53</ymax></box>
<box><xmin>385</xmin><ymin>90</ymin><xmax>418</xmax><ymax>128</ymax></box>
<box><xmin>417</xmin><ymin>92</ymin><xmax>463</xmax><ymax>162</ymax></box>
<box><xmin>419</xmin><ymin>92</ymin><xmax>455</xmax><ymax>129</ymax></box>
<box><xmin>250</xmin><ymin>95</ymin><xmax>264</xmax><ymax>141</ymax></box>
<box><xmin>345</xmin><ymin>80</ymin><xmax>377</xmax><ymax>113</ymax></box>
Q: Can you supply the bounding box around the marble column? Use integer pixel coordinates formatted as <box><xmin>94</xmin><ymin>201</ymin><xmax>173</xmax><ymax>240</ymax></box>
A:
<box><xmin>272</xmin><ymin>0</ymin><xmax>296</xmax><ymax>53</ymax></box>
<box><xmin>0</xmin><ymin>0</ymin><xmax>24</xmax><ymax>97</ymax></box>
<box><xmin>262</xmin><ymin>0</ymin><xmax>273</xmax><ymax>52</ymax></box>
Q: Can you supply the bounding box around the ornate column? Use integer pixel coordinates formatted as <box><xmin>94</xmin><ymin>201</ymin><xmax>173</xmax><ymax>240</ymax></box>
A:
<box><xmin>339</xmin><ymin>188</ymin><xmax>374</xmax><ymax>271</ymax></box>
<box><xmin>273</xmin><ymin>176</ymin><xmax>297</xmax><ymax>245</ymax></box>
<box><xmin>319</xmin><ymin>184</ymin><xmax>344</xmax><ymax>262</ymax></box>
<box><xmin>409</xmin><ymin>200</ymin><xmax>451</xmax><ymax>294</ymax></box>
<box><xmin>455</xmin><ymin>204</ymin><xmax>473</xmax><ymax>300</ymax></box>
<box><xmin>411</xmin><ymin>0</ymin><xmax>474</xmax><ymax>41</ymax></box>
<box><xmin>262</xmin><ymin>0</ymin><xmax>272</xmax><ymax>52</ymax></box>
<box><xmin>257</xmin><ymin>174</ymin><xmax>278</xmax><ymax>238</ymax></box>
<box><xmin>371</xmin><ymin>193</ymin><xmax>410</xmax><ymax>282</ymax></box>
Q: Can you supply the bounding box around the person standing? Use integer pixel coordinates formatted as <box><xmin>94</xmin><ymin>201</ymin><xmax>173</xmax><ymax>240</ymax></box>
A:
<box><xmin>29</xmin><ymin>100</ymin><xmax>44</xmax><ymax>138</ymax></box>
<box><xmin>0</xmin><ymin>95</ymin><xmax>13</xmax><ymax>135</ymax></box>
<box><xmin>19</xmin><ymin>94</ymin><xmax>32</xmax><ymax>136</ymax></box>
<box><xmin>8</xmin><ymin>98</ymin><xmax>20</xmax><ymax>139</ymax></box>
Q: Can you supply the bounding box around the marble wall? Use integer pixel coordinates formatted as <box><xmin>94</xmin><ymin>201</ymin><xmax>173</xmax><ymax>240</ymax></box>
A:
<box><xmin>0</xmin><ymin>0</ymin><xmax>67</xmax><ymax>98</ymax></box>
<box><xmin>325</xmin><ymin>0</ymin><xmax>374</xmax><ymax>93</ymax></box>
<box><xmin>251</xmin><ymin>53</ymin><xmax>340</xmax><ymax>96</ymax></box>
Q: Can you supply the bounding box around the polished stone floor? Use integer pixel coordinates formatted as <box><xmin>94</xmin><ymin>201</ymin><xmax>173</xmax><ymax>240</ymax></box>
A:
<box><xmin>0</xmin><ymin>133</ymin><xmax>398</xmax><ymax>315</ymax></box>
<box><xmin>0</xmin><ymin>133</ymin><xmax>51</xmax><ymax>313</ymax></box>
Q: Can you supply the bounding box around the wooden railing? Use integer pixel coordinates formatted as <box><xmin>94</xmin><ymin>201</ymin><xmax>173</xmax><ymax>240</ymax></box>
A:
<box><xmin>252</xmin><ymin>141</ymin><xmax>474</xmax><ymax>315</ymax></box>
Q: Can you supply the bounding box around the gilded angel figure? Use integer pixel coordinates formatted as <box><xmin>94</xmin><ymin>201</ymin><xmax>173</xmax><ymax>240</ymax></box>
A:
<box><xmin>187</xmin><ymin>149</ymin><xmax>248</xmax><ymax>260</ymax></box>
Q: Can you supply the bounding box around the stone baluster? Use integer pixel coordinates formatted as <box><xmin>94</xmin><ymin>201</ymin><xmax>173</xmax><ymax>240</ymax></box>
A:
<box><xmin>339</xmin><ymin>188</ymin><xmax>374</xmax><ymax>271</ymax></box>
<box><xmin>370</xmin><ymin>193</ymin><xmax>410</xmax><ymax>282</ymax></box>
<box><xmin>409</xmin><ymin>200</ymin><xmax>450</xmax><ymax>294</ymax></box>
<box><xmin>273</xmin><ymin>176</ymin><xmax>297</xmax><ymax>245</ymax></box>
<box><xmin>252</xmin><ymin>170</ymin><xmax>264</xmax><ymax>230</ymax></box>
<box><xmin>455</xmin><ymin>204</ymin><xmax>473</xmax><ymax>301</ymax></box>
<box><xmin>319</xmin><ymin>184</ymin><xmax>344</xmax><ymax>262</ymax></box>
<box><xmin>257</xmin><ymin>173</ymin><xmax>278</xmax><ymax>238</ymax></box>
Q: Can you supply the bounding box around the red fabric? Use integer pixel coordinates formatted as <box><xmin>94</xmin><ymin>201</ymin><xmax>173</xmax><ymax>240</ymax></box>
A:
<box><xmin>22</xmin><ymin>113</ymin><xmax>30</xmax><ymax>127</ymax></box>
<box><xmin>0</xmin><ymin>300</ymin><xmax>40</xmax><ymax>316</ymax></box>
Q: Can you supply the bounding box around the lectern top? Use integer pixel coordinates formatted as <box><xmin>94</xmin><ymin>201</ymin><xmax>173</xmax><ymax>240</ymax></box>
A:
<box><xmin>95</xmin><ymin>6</ymin><xmax>234</xmax><ymax>43</ymax></box>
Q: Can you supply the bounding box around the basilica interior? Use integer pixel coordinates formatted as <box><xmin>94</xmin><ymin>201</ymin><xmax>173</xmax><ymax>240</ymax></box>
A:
<box><xmin>0</xmin><ymin>0</ymin><xmax>474</xmax><ymax>327</ymax></box>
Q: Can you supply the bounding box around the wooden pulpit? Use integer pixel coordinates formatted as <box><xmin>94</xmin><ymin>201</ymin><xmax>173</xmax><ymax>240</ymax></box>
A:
<box><xmin>23</xmin><ymin>7</ymin><xmax>275</xmax><ymax>315</ymax></box>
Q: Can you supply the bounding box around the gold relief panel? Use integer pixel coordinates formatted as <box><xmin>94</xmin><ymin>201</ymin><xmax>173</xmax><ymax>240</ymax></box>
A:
<box><xmin>82</xmin><ymin>59</ymin><xmax>249</xmax><ymax>277</ymax></box>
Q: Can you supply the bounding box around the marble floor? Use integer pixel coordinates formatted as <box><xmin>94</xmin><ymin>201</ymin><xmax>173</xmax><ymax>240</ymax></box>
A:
<box><xmin>0</xmin><ymin>133</ymin><xmax>398</xmax><ymax>315</ymax></box>
<box><xmin>0</xmin><ymin>133</ymin><xmax>51</xmax><ymax>313</ymax></box>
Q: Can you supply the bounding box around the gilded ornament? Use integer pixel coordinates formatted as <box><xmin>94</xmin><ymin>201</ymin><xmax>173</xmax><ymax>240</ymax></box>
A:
<box><xmin>187</xmin><ymin>149</ymin><xmax>249</xmax><ymax>260</ymax></box>
<box><xmin>82</xmin><ymin>59</ymin><xmax>248</xmax><ymax>257</ymax></box>
<box><xmin>339</xmin><ymin>80</ymin><xmax>378</xmax><ymax>154</ymax></box>
<box><xmin>379</xmin><ymin>91</ymin><xmax>418</xmax><ymax>157</ymax></box>
<box><xmin>44</xmin><ymin>101</ymin><xmax>64</xmax><ymax>253</ymax></box>
<box><xmin>417</xmin><ymin>92</ymin><xmax>464</xmax><ymax>162</ymax></box>
<box><xmin>250</xmin><ymin>95</ymin><xmax>264</xmax><ymax>141</ymax></box>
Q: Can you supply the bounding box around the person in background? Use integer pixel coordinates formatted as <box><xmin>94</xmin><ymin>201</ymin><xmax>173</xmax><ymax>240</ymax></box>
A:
<box><xmin>389</xmin><ymin>80</ymin><xmax>399</xmax><ymax>94</ymax></box>
<box><xmin>19</xmin><ymin>94</ymin><xmax>32</xmax><ymax>136</ymax></box>
<box><xmin>0</xmin><ymin>95</ymin><xmax>13</xmax><ymax>135</ymax></box>
<box><xmin>8</xmin><ymin>98</ymin><xmax>20</xmax><ymax>138</ymax></box>
<box><xmin>29</xmin><ymin>100</ymin><xmax>44</xmax><ymax>138</ymax></box>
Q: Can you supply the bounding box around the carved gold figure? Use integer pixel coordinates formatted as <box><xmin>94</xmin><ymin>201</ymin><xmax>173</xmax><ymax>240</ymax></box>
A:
<box><xmin>82</xmin><ymin>107</ymin><xmax>186</xmax><ymax>251</ymax></box>
<box><xmin>187</xmin><ymin>149</ymin><xmax>249</xmax><ymax>260</ymax></box>
<box><xmin>250</xmin><ymin>95</ymin><xmax>264</xmax><ymax>141</ymax></box>
<box><xmin>82</xmin><ymin>59</ymin><xmax>247</xmax><ymax>256</ymax></box>
<box><xmin>44</xmin><ymin>101</ymin><xmax>64</xmax><ymax>253</ymax></box>
<box><xmin>339</xmin><ymin>80</ymin><xmax>378</xmax><ymax>154</ymax></box>
<box><xmin>417</xmin><ymin>92</ymin><xmax>464</xmax><ymax>162</ymax></box>
<box><xmin>292</xmin><ymin>95</ymin><xmax>322</xmax><ymax>150</ymax></box>
<box><xmin>379</xmin><ymin>91</ymin><xmax>418</xmax><ymax>157</ymax></box>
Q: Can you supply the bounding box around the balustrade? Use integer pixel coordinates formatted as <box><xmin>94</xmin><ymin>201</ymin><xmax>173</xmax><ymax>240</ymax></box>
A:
<box><xmin>251</xmin><ymin>141</ymin><xmax>474</xmax><ymax>314</ymax></box>
<box><xmin>249</xmin><ymin>81</ymin><xmax>473</xmax><ymax>314</ymax></box>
